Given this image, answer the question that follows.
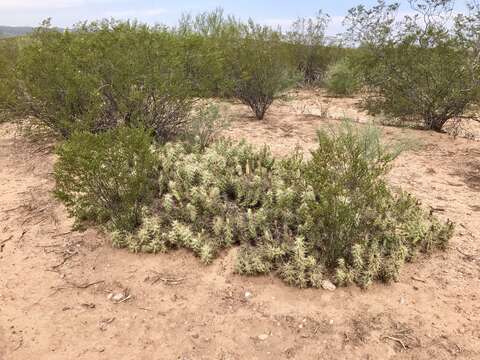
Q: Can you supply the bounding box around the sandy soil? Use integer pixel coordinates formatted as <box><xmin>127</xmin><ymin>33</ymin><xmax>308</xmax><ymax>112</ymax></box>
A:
<box><xmin>1</xmin><ymin>92</ymin><xmax>479</xmax><ymax>360</ymax></box>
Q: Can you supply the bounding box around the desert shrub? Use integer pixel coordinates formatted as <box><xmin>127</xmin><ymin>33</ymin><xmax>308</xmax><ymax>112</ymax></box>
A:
<box><xmin>175</xmin><ymin>9</ymin><xmax>243</xmax><ymax>98</ymax></box>
<box><xmin>304</xmin><ymin>124</ymin><xmax>453</xmax><ymax>287</ymax></box>
<box><xmin>182</xmin><ymin>104</ymin><xmax>230</xmax><ymax>150</ymax></box>
<box><xmin>344</xmin><ymin>0</ymin><xmax>480</xmax><ymax>132</ymax></box>
<box><xmin>324</xmin><ymin>58</ymin><xmax>359</xmax><ymax>97</ymax></box>
<box><xmin>106</xmin><ymin>123</ymin><xmax>453</xmax><ymax>288</ymax></box>
<box><xmin>54</xmin><ymin>126</ymin><xmax>158</xmax><ymax>231</ymax></box>
<box><xmin>227</xmin><ymin>24</ymin><xmax>297</xmax><ymax>120</ymax></box>
<box><xmin>0</xmin><ymin>38</ymin><xmax>21</xmax><ymax>122</ymax></box>
<box><xmin>17</xmin><ymin>20</ymin><xmax>194</xmax><ymax>139</ymax></box>
<box><xmin>285</xmin><ymin>11</ymin><xmax>337</xmax><ymax>85</ymax></box>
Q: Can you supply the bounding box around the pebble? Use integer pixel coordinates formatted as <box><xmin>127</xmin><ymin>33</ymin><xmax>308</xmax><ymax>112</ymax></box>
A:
<box><xmin>108</xmin><ymin>292</ymin><xmax>127</xmax><ymax>302</ymax></box>
<box><xmin>258</xmin><ymin>334</ymin><xmax>269</xmax><ymax>341</ymax></box>
<box><xmin>321</xmin><ymin>280</ymin><xmax>336</xmax><ymax>291</ymax></box>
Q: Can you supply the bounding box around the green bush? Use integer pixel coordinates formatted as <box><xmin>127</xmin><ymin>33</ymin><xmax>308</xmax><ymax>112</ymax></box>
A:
<box><xmin>0</xmin><ymin>38</ymin><xmax>20</xmax><ymax>122</ymax></box>
<box><xmin>182</xmin><ymin>104</ymin><xmax>230</xmax><ymax>150</ymax></box>
<box><xmin>54</xmin><ymin>126</ymin><xmax>158</xmax><ymax>231</ymax></box>
<box><xmin>17</xmin><ymin>20</ymin><xmax>194</xmax><ymax>139</ymax></box>
<box><xmin>105</xmin><ymin>123</ymin><xmax>453</xmax><ymax>288</ymax></box>
<box><xmin>344</xmin><ymin>0</ymin><xmax>480</xmax><ymax>132</ymax></box>
<box><xmin>285</xmin><ymin>11</ymin><xmax>336</xmax><ymax>85</ymax></box>
<box><xmin>305</xmin><ymin>124</ymin><xmax>453</xmax><ymax>287</ymax></box>
<box><xmin>324</xmin><ymin>58</ymin><xmax>359</xmax><ymax>97</ymax></box>
<box><xmin>227</xmin><ymin>24</ymin><xmax>297</xmax><ymax>120</ymax></box>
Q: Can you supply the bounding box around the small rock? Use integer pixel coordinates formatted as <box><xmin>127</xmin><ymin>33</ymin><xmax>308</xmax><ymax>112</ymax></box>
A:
<box><xmin>191</xmin><ymin>333</ymin><xmax>199</xmax><ymax>339</ymax></box>
<box><xmin>329</xmin><ymin>319</ymin><xmax>334</xmax><ymax>325</ymax></box>
<box><xmin>109</xmin><ymin>292</ymin><xmax>127</xmax><ymax>302</ymax></box>
<box><xmin>321</xmin><ymin>280</ymin><xmax>336</xmax><ymax>291</ymax></box>
<box><xmin>244</xmin><ymin>291</ymin><xmax>252</xmax><ymax>299</ymax></box>
<box><xmin>258</xmin><ymin>334</ymin><xmax>269</xmax><ymax>341</ymax></box>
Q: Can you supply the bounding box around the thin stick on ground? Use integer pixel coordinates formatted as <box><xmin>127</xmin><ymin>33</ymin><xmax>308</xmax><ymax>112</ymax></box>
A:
<box><xmin>0</xmin><ymin>235</ymin><xmax>13</xmax><ymax>245</ymax></box>
<box><xmin>51</xmin><ymin>252</ymin><xmax>78</xmax><ymax>270</ymax></box>
<box><xmin>382</xmin><ymin>335</ymin><xmax>407</xmax><ymax>350</ymax></box>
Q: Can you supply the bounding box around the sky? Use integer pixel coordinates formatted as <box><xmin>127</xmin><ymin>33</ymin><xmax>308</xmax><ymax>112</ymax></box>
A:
<box><xmin>0</xmin><ymin>0</ymin><xmax>471</xmax><ymax>35</ymax></box>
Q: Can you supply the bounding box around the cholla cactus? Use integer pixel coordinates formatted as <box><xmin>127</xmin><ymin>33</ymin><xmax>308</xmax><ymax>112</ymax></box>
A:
<box><xmin>163</xmin><ymin>194</ymin><xmax>175</xmax><ymax>214</ymax></box>
<box><xmin>115</xmin><ymin>129</ymin><xmax>453</xmax><ymax>289</ymax></box>
<box><xmin>111</xmin><ymin>230</ymin><xmax>128</xmax><ymax>249</ymax></box>
<box><xmin>186</xmin><ymin>203</ymin><xmax>198</xmax><ymax>222</ymax></box>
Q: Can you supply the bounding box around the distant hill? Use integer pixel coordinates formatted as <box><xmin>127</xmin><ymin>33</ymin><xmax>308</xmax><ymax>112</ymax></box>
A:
<box><xmin>0</xmin><ymin>26</ymin><xmax>35</xmax><ymax>38</ymax></box>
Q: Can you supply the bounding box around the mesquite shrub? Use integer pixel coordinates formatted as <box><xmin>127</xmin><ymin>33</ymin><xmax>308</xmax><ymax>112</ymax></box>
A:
<box><xmin>0</xmin><ymin>38</ymin><xmax>21</xmax><ymax>122</ymax></box>
<box><xmin>286</xmin><ymin>11</ymin><xmax>336</xmax><ymax>85</ymax></box>
<box><xmin>344</xmin><ymin>0</ymin><xmax>480</xmax><ymax>132</ymax></box>
<box><xmin>17</xmin><ymin>20</ymin><xmax>194</xmax><ymax>140</ymax></box>
<box><xmin>324</xmin><ymin>58</ymin><xmax>359</xmax><ymax>97</ymax></box>
<box><xmin>227</xmin><ymin>23</ymin><xmax>298</xmax><ymax>120</ymax></box>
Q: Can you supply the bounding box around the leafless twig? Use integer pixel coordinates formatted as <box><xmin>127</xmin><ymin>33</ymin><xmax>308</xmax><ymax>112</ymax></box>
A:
<box><xmin>0</xmin><ymin>235</ymin><xmax>13</xmax><ymax>245</ymax></box>
<box><xmin>382</xmin><ymin>335</ymin><xmax>407</xmax><ymax>350</ymax></box>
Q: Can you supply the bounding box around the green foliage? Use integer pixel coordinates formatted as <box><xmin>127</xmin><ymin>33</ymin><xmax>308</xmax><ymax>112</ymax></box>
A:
<box><xmin>175</xmin><ymin>8</ymin><xmax>243</xmax><ymax>98</ymax></box>
<box><xmin>285</xmin><ymin>11</ymin><xmax>338</xmax><ymax>85</ymax></box>
<box><xmin>227</xmin><ymin>23</ymin><xmax>298</xmax><ymax>119</ymax></box>
<box><xmin>17</xmin><ymin>19</ymin><xmax>194</xmax><ymax>139</ymax></box>
<box><xmin>344</xmin><ymin>0</ymin><xmax>480</xmax><ymax>131</ymax></box>
<box><xmin>54</xmin><ymin>127</ymin><xmax>158</xmax><ymax>231</ymax></box>
<box><xmin>182</xmin><ymin>104</ymin><xmax>230</xmax><ymax>150</ymax></box>
<box><xmin>304</xmin><ymin>124</ymin><xmax>453</xmax><ymax>287</ymax></box>
<box><xmin>0</xmin><ymin>38</ymin><xmax>21</xmax><ymax>122</ymax></box>
<box><xmin>105</xmin><ymin>123</ymin><xmax>453</xmax><ymax>288</ymax></box>
<box><xmin>324</xmin><ymin>58</ymin><xmax>359</xmax><ymax>97</ymax></box>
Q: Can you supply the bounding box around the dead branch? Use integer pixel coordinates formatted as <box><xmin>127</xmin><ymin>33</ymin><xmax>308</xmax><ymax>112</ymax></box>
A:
<box><xmin>53</xmin><ymin>280</ymin><xmax>105</xmax><ymax>293</ymax></box>
<box><xmin>0</xmin><ymin>235</ymin><xmax>13</xmax><ymax>245</ymax></box>
<box><xmin>72</xmin><ymin>280</ymin><xmax>105</xmax><ymax>289</ymax></box>
<box><xmin>382</xmin><ymin>335</ymin><xmax>407</xmax><ymax>350</ymax></box>
<box><xmin>21</xmin><ymin>206</ymin><xmax>48</xmax><ymax>225</ymax></box>
<box><xmin>1</xmin><ymin>205</ymin><xmax>26</xmax><ymax>213</ymax></box>
<box><xmin>116</xmin><ymin>295</ymin><xmax>132</xmax><ymax>304</ymax></box>
<box><xmin>146</xmin><ymin>271</ymin><xmax>186</xmax><ymax>286</ymax></box>
<box><xmin>52</xmin><ymin>231</ymin><xmax>73</xmax><ymax>238</ymax></box>
<box><xmin>455</xmin><ymin>247</ymin><xmax>475</xmax><ymax>260</ymax></box>
<box><xmin>51</xmin><ymin>251</ymin><xmax>78</xmax><ymax>269</ymax></box>
<box><xmin>18</xmin><ymin>229</ymin><xmax>27</xmax><ymax>241</ymax></box>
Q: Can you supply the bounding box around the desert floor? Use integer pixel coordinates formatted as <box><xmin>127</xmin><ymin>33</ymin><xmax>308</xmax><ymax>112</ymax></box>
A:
<box><xmin>1</xmin><ymin>91</ymin><xmax>479</xmax><ymax>360</ymax></box>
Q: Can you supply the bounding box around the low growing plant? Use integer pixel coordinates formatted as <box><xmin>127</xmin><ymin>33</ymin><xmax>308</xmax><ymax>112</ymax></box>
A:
<box><xmin>182</xmin><ymin>104</ymin><xmax>230</xmax><ymax>150</ymax></box>
<box><xmin>103</xmin><ymin>123</ymin><xmax>453</xmax><ymax>288</ymax></box>
<box><xmin>324</xmin><ymin>58</ymin><xmax>359</xmax><ymax>97</ymax></box>
<box><xmin>54</xmin><ymin>126</ymin><xmax>159</xmax><ymax>231</ymax></box>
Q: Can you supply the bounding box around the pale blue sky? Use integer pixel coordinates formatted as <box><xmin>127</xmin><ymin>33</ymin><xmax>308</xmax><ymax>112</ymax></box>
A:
<box><xmin>0</xmin><ymin>0</ymin><xmax>470</xmax><ymax>34</ymax></box>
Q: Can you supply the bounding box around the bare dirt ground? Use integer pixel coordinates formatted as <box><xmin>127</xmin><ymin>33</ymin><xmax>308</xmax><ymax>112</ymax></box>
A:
<box><xmin>1</xmin><ymin>91</ymin><xmax>479</xmax><ymax>360</ymax></box>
